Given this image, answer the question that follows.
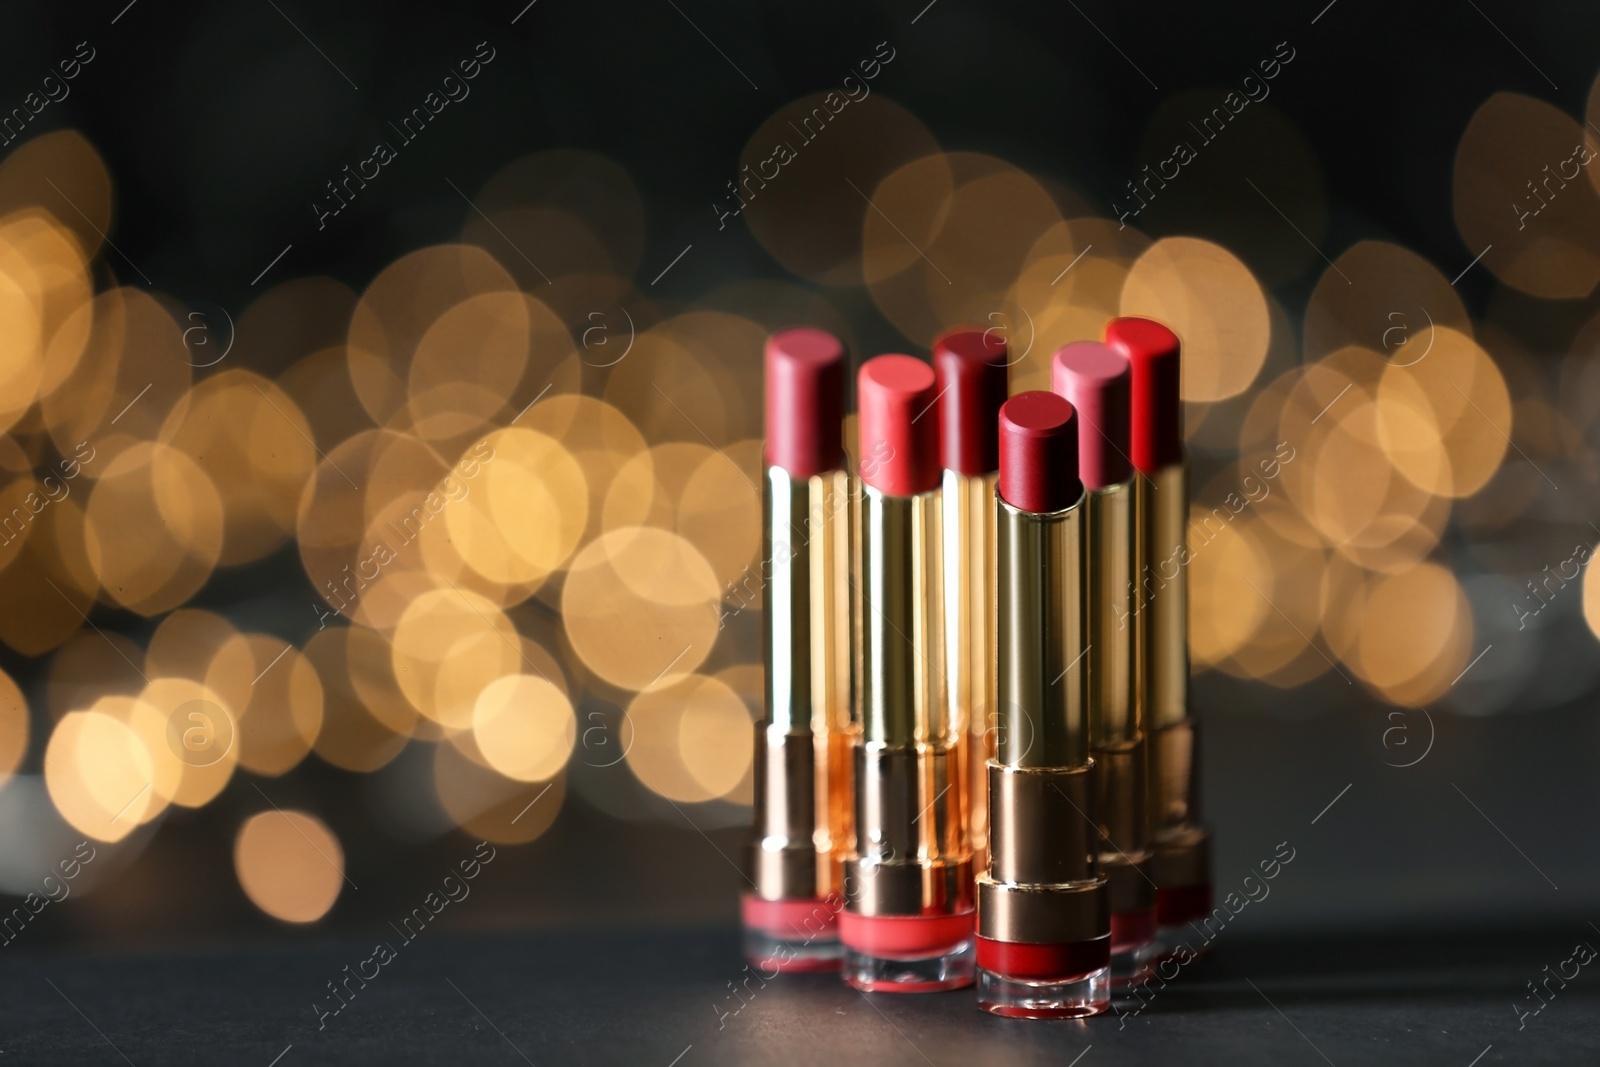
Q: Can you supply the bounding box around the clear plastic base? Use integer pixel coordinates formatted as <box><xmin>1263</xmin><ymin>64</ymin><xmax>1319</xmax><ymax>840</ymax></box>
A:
<box><xmin>1110</xmin><ymin>940</ymin><xmax>1155</xmax><ymax>986</ymax></box>
<box><xmin>977</xmin><ymin>965</ymin><xmax>1110</xmax><ymax>1018</ymax></box>
<box><xmin>742</xmin><ymin>924</ymin><xmax>842</xmax><ymax>973</ymax></box>
<box><xmin>842</xmin><ymin>938</ymin><xmax>975</xmax><ymax>992</ymax></box>
<box><xmin>1152</xmin><ymin>924</ymin><xmax>1213</xmax><ymax>968</ymax></box>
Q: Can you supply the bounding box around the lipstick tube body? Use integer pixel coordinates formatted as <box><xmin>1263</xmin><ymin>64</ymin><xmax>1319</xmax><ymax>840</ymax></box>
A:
<box><xmin>1085</xmin><ymin>479</ymin><xmax>1155</xmax><ymax>980</ymax></box>
<box><xmin>841</xmin><ymin>483</ymin><xmax>975</xmax><ymax>992</ymax></box>
<box><xmin>1135</xmin><ymin>462</ymin><xmax>1212</xmax><ymax>945</ymax></box>
<box><xmin>745</xmin><ymin>465</ymin><xmax>854</xmax><ymax>972</ymax></box>
<box><xmin>943</xmin><ymin>469</ymin><xmax>996</xmax><ymax>879</ymax></box>
<box><xmin>976</xmin><ymin>494</ymin><xmax>1110</xmax><ymax>1018</ymax></box>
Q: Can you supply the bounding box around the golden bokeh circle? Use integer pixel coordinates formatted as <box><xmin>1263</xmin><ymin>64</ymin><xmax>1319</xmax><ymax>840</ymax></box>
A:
<box><xmin>84</xmin><ymin>441</ymin><xmax>224</xmax><ymax>616</ymax></box>
<box><xmin>623</xmin><ymin>674</ymin><xmax>752</xmax><ymax>803</ymax></box>
<box><xmin>44</xmin><ymin>709</ymin><xmax>156</xmax><ymax>843</ymax></box>
<box><xmin>432</xmin><ymin>740</ymin><xmax>566</xmax><ymax>844</ymax></box>
<box><xmin>205</xmin><ymin>634</ymin><xmax>323</xmax><ymax>777</ymax></box>
<box><xmin>234</xmin><ymin>810</ymin><xmax>344</xmax><ymax>923</ymax></box>
<box><xmin>1121</xmin><ymin>237</ymin><xmax>1271</xmax><ymax>402</ymax></box>
<box><xmin>471</xmin><ymin>673</ymin><xmax>576</xmax><ymax>783</ymax></box>
<box><xmin>1353</xmin><ymin>563</ymin><xmax>1473</xmax><ymax>704</ymax></box>
<box><xmin>0</xmin><ymin>665</ymin><xmax>27</xmax><ymax>787</ymax></box>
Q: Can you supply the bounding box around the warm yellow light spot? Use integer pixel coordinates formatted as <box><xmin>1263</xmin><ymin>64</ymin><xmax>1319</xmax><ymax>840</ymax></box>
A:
<box><xmin>347</xmin><ymin>244</ymin><xmax>519</xmax><ymax>426</ymax></box>
<box><xmin>138</xmin><ymin>677</ymin><xmax>238</xmax><ymax>808</ymax></box>
<box><xmin>84</xmin><ymin>441</ymin><xmax>224</xmax><ymax>616</ymax></box>
<box><xmin>738</xmin><ymin>95</ymin><xmax>940</xmax><ymax>286</ymax></box>
<box><xmin>446</xmin><ymin>428</ymin><xmax>587</xmax><ymax>591</ymax></box>
<box><xmin>1353</xmin><ymin>563</ymin><xmax>1473</xmax><ymax>704</ymax></box>
<box><xmin>866</xmin><ymin>153</ymin><xmax>1062</xmax><ymax>347</ymax></box>
<box><xmin>392</xmin><ymin>588</ymin><xmax>521</xmax><ymax>729</ymax></box>
<box><xmin>161</xmin><ymin>370</ymin><xmax>317</xmax><ymax>566</ymax></box>
<box><xmin>1121</xmin><ymin>237</ymin><xmax>1271</xmax><ymax>402</ymax></box>
<box><xmin>1302</xmin><ymin>241</ymin><xmax>1469</xmax><ymax>363</ymax></box>
<box><xmin>304</xmin><ymin>627</ymin><xmax>410</xmax><ymax>773</ymax></box>
<box><xmin>432</xmin><ymin>741</ymin><xmax>565</xmax><ymax>844</ymax></box>
<box><xmin>1453</xmin><ymin>92</ymin><xmax>1600</xmax><ymax>299</ymax></box>
<box><xmin>472</xmin><ymin>674</ymin><xmax>575</xmax><ymax>782</ymax></box>
<box><xmin>678</xmin><ymin>445</ymin><xmax>762</xmax><ymax>591</ymax></box>
<box><xmin>624</xmin><ymin>674</ymin><xmax>751</xmax><ymax>803</ymax></box>
<box><xmin>0</xmin><ymin>495</ymin><xmax>97</xmax><ymax>656</ymax></box>
<box><xmin>0</xmin><ymin>131</ymin><xmax>112</xmax><ymax>260</ymax></box>
<box><xmin>562</xmin><ymin>527</ymin><xmax>718</xmax><ymax>693</ymax></box>
<box><xmin>408</xmin><ymin>291</ymin><xmax>535</xmax><ymax>432</ymax></box>
<box><xmin>604</xmin><ymin>328</ymin><xmax>729</xmax><ymax>445</ymax></box>
<box><xmin>206</xmin><ymin>634</ymin><xmax>323</xmax><ymax>777</ymax></box>
<box><xmin>44</xmin><ymin>709</ymin><xmax>156</xmax><ymax>842</ymax></box>
<box><xmin>1186</xmin><ymin>511</ymin><xmax>1271</xmax><ymax>667</ymax></box>
<box><xmin>234</xmin><ymin>810</ymin><xmax>344</xmax><ymax>923</ymax></box>
<box><xmin>713</xmin><ymin>664</ymin><xmax>761</xmax><ymax>807</ymax></box>
<box><xmin>1376</xmin><ymin>327</ymin><xmax>1510</xmax><ymax>498</ymax></box>
<box><xmin>0</xmin><ymin>666</ymin><xmax>28</xmax><ymax>786</ymax></box>
<box><xmin>146</xmin><ymin>608</ymin><xmax>238</xmax><ymax>682</ymax></box>
<box><xmin>1585</xmin><ymin>547</ymin><xmax>1600</xmax><ymax>643</ymax></box>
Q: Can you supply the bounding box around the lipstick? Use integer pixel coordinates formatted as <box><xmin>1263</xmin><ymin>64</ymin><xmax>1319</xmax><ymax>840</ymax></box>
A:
<box><xmin>932</xmin><ymin>328</ymin><xmax>1007</xmax><ymax>878</ymax></box>
<box><xmin>744</xmin><ymin>327</ymin><xmax>855</xmax><ymax>973</ymax></box>
<box><xmin>1105</xmin><ymin>316</ymin><xmax>1212</xmax><ymax>958</ymax></box>
<box><xmin>840</xmin><ymin>354</ymin><xmax>974</xmax><ymax>993</ymax></box>
<box><xmin>977</xmin><ymin>391</ymin><xmax>1109</xmax><ymax>1018</ymax></box>
<box><xmin>1053</xmin><ymin>342</ymin><xmax>1154</xmax><ymax>985</ymax></box>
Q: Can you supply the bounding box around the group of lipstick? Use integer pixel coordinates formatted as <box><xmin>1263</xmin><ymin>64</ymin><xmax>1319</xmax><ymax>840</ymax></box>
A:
<box><xmin>743</xmin><ymin>316</ymin><xmax>1213</xmax><ymax>1019</ymax></box>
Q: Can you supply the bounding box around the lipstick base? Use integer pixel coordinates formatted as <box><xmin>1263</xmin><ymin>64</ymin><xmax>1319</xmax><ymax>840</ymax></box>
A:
<box><xmin>1153</xmin><ymin>883</ymin><xmax>1215</xmax><ymax>965</ymax></box>
<box><xmin>741</xmin><ymin>893</ymin><xmax>843</xmax><ymax>973</ymax></box>
<box><xmin>1109</xmin><ymin>908</ymin><xmax>1157</xmax><ymax>985</ymax></box>
<box><xmin>1151</xmin><ymin>825</ymin><xmax>1213</xmax><ymax>964</ymax></box>
<box><xmin>975</xmin><ymin>936</ymin><xmax>1111</xmax><ymax>1018</ymax></box>
<box><xmin>839</xmin><ymin>911</ymin><xmax>976</xmax><ymax>992</ymax></box>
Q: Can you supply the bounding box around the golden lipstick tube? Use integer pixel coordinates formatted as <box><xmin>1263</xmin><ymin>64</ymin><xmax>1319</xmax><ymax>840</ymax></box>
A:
<box><xmin>976</xmin><ymin>391</ymin><xmax>1109</xmax><ymax>1018</ymax></box>
<box><xmin>839</xmin><ymin>354</ymin><xmax>975</xmax><ymax>994</ymax></box>
<box><xmin>1054</xmin><ymin>342</ymin><xmax>1155</xmax><ymax>984</ymax></box>
<box><xmin>744</xmin><ymin>328</ymin><xmax>855</xmax><ymax>972</ymax></box>
<box><xmin>1106</xmin><ymin>317</ymin><xmax>1212</xmax><ymax>956</ymax></box>
<box><xmin>931</xmin><ymin>328</ymin><xmax>1008</xmax><ymax>878</ymax></box>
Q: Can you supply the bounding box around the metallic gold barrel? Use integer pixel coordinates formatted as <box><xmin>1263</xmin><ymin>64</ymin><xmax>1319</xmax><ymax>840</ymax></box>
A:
<box><xmin>847</xmin><ymin>484</ymin><xmax>967</xmax><ymax>909</ymax></box>
<box><xmin>1134</xmin><ymin>463</ymin><xmax>1211</xmax><ymax>918</ymax></box>
<box><xmin>750</xmin><ymin>466</ymin><xmax>854</xmax><ymax>904</ymax></box>
<box><xmin>979</xmin><ymin>495</ymin><xmax>1103</xmax><ymax>945</ymax></box>
<box><xmin>944</xmin><ymin>469</ymin><xmax>995</xmax><ymax>875</ymax></box>
<box><xmin>1084</xmin><ymin>481</ymin><xmax>1153</xmax><ymax>923</ymax></box>
<box><xmin>840</xmin><ymin>482</ymin><xmax>976</xmax><ymax>992</ymax></box>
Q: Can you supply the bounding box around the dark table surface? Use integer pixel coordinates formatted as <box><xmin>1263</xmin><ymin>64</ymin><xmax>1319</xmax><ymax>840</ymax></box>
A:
<box><xmin>1</xmin><ymin>923</ymin><xmax>1594</xmax><ymax>1066</ymax></box>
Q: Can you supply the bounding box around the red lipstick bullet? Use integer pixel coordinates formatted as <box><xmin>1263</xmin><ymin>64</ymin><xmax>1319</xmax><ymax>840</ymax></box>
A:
<box><xmin>977</xmin><ymin>391</ymin><xmax>1109</xmax><ymax>1018</ymax></box>
<box><xmin>932</xmin><ymin>329</ymin><xmax>1007</xmax><ymax>880</ymax></box>
<box><xmin>1054</xmin><ymin>342</ymin><xmax>1154</xmax><ymax>985</ymax></box>
<box><xmin>1105</xmin><ymin>317</ymin><xmax>1212</xmax><ymax>962</ymax></box>
<box><xmin>842</xmin><ymin>354</ymin><xmax>975</xmax><ymax>993</ymax></box>
<box><xmin>744</xmin><ymin>328</ymin><xmax>855</xmax><ymax>973</ymax></box>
